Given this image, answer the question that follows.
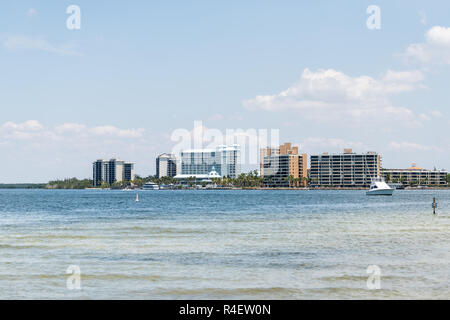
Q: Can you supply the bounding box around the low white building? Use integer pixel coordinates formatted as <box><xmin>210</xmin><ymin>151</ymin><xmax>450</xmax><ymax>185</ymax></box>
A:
<box><xmin>174</xmin><ymin>167</ymin><xmax>221</xmax><ymax>184</ymax></box>
<box><xmin>175</xmin><ymin>145</ymin><xmax>241</xmax><ymax>179</ymax></box>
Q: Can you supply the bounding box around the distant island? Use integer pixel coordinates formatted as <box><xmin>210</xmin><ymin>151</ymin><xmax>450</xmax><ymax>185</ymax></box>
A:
<box><xmin>0</xmin><ymin>183</ymin><xmax>47</xmax><ymax>189</ymax></box>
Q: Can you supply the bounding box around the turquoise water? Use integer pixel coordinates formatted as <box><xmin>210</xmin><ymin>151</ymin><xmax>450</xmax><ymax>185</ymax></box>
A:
<box><xmin>0</xmin><ymin>189</ymin><xmax>449</xmax><ymax>299</ymax></box>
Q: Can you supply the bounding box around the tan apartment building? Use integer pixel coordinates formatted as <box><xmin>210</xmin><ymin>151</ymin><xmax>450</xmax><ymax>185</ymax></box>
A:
<box><xmin>383</xmin><ymin>163</ymin><xmax>448</xmax><ymax>186</ymax></box>
<box><xmin>260</xmin><ymin>142</ymin><xmax>307</xmax><ymax>187</ymax></box>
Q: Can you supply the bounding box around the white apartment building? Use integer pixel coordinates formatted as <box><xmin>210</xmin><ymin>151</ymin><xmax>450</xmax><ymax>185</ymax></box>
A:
<box><xmin>175</xmin><ymin>145</ymin><xmax>241</xmax><ymax>180</ymax></box>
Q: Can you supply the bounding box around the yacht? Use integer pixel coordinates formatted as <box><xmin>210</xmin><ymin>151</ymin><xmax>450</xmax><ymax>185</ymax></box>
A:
<box><xmin>142</xmin><ymin>182</ymin><xmax>160</xmax><ymax>190</ymax></box>
<box><xmin>366</xmin><ymin>177</ymin><xmax>394</xmax><ymax>196</ymax></box>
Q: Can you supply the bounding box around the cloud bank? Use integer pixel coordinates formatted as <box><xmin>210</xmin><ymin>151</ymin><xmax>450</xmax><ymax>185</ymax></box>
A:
<box><xmin>404</xmin><ymin>26</ymin><xmax>450</xmax><ymax>64</ymax></box>
<box><xmin>2</xmin><ymin>35</ymin><xmax>82</xmax><ymax>56</ymax></box>
<box><xmin>243</xmin><ymin>68</ymin><xmax>426</xmax><ymax>126</ymax></box>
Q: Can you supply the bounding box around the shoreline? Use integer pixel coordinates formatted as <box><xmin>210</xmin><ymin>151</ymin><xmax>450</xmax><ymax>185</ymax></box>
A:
<box><xmin>1</xmin><ymin>186</ymin><xmax>449</xmax><ymax>191</ymax></box>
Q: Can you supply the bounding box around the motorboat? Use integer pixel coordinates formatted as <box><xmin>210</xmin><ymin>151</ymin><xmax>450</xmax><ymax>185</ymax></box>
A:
<box><xmin>366</xmin><ymin>177</ymin><xmax>394</xmax><ymax>196</ymax></box>
<box><xmin>142</xmin><ymin>182</ymin><xmax>160</xmax><ymax>190</ymax></box>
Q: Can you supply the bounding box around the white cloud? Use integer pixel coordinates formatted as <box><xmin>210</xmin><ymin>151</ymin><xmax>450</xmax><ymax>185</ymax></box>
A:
<box><xmin>299</xmin><ymin>137</ymin><xmax>367</xmax><ymax>154</ymax></box>
<box><xmin>0</xmin><ymin>120</ymin><xmax>57</xmax><ymax>141</ymax></box>
<box><xmin>427</xmin><ymin>26</ymin><xmax>450</xmax><ymax>46</ymax></box>
<box><xmin>2</xmin><ymin>120</ymin><xmax>43</xmax><ymax>131</ymax></box>
<box><xmin>404</xmin><ymin>26</ymin><xmax>450</xmax><ymax>64</ymax></box>
<box><xmin>0</xmin><ymin>121</ymin><xmax>145</xmax><ymax>141</ymax></box>
<box><xmin>381</xmin><ymin>70</ymin><xmax>425</xmax><ymax>91</ymax></box>
<box><xmin>429</xmin><ymin>110</ymin><xmax>443</xmax><ymax>118</ymax></box>
<box><xmin>243</xmin><ymin>68</ymin><xmax>425</xmax><ymax>126</ymax></box>
<box><xmin>0</xmin><ymin>121</ymin><xmax>165</xmax><ymax>182</ymax></box>
<box><xmin>89</xmin><ymin>126</ymin><xmax>145</xmax><ymax>138</ymax></box>
<box><xmin>2</xmin><ymin>35</ymin><xmax>82</xmax><ymax>56</ymax></box>
<box><xmin>388</xmin><ymin>141</ymin><xmax>443</xmax><ymax>152</ymax></box>
<box><xmin>55</xmin><ymin>123</ymin><xmax>86</xmax><ymax>134</ymax></box>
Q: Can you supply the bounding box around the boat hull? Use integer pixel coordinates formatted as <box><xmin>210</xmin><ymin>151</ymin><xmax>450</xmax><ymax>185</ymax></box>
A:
<box><xmin>366</xmin><ymin>189</ymin><xmax>394</xmax><ymax>196</ymax></box>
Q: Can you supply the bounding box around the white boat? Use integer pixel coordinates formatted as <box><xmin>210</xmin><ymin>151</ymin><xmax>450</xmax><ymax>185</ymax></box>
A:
<box><xmin>142</xmin><ymin>182</ymin><xmax>160</xmax><ymax>190</ymax></box>
<box><xmin>135</xmin><ymin>194</ymin><xmax>139</xmax><ymax>202</ymax></box>
<box><xmin>366</xmin><ymin>177</ymin><xmax>394</xmax><ymax>196</ymax></box>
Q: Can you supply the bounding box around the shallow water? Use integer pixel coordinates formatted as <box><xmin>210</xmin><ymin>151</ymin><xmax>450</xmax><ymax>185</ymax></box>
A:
<box><xmin>0</xmin><ymin>189</ymin><xmax>449</xmax><ymax>299</ymax></box>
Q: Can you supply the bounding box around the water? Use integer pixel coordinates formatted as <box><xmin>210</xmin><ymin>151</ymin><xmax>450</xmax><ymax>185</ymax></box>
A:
<box><xmin>0</xmin><ymin>189</ymin><xmax>449</xmax><ymax>299</ymax></box>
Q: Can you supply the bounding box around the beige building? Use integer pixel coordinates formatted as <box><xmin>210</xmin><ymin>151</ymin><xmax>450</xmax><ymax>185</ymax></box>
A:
<box><xmin>383</xmin><ymin>163</ymin><xmax>448</xmax><ymax>186</ymax></box>
<box><xmin>260</xmin><ymin>142</ymin><xmax>307</xmax><ymax>187</ymax></box>
<box><xmin>156</xmin><ymin>153</ymin><xmax>177</xmax><ymax>179</ymax></box>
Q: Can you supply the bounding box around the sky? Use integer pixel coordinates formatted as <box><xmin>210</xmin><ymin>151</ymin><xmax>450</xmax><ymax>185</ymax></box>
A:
<box><xmin>1</xmin><ymin>0</ymin><xmax>450</xmax><ymax>182</ymax></box>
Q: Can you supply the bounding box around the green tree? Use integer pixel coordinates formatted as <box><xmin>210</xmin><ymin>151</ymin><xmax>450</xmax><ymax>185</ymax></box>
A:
<box><xmin>46</xmin><ymin>177</ymin><xmax>93</xmax><ymax>189</ymax></box>
<box><xmin>385</xmin><ymin>173</ymin><xmax>391</xmax><ymax>183</ymax></box>
<box><xmin>288</xmin><ymin>175</ymin><xmax>294</xmax><ymax>188</ymax></box>
<box><xmin>100</xmin><ymin>181</ymin><xmax>110</xmax><ymax>189</ymax></box>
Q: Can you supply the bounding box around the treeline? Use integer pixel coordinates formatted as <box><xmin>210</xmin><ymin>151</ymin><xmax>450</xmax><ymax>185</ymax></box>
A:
<box><xmin>212</xmin><ymin>170</ymin><xmax>263</xmax><ymax>188</ymax></box>
<box><xmin>0</xmin><ymin>183</ymin><xmax>46</xmax><ymax>189</ymax></box>
<box><xmin>46</xmin><ymin>178</ymin><xmax>93</xmax><ymax>189</ymax></box>
<box><xmin>132</xmin><ymin>171</ymin><xmax>266</xmax><ymax>188</ymax></box>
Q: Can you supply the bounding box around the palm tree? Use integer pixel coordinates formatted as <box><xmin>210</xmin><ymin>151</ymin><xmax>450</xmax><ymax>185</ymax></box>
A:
<box><xmin>385</xmin><ymin>172</ymin><xmax>391</xmax><ymax>183</ymax></box>
<box><xmin>302</xmin><ymin>176</ymin><xmax>309</xmax><ymax>187</ymax></box>
<box><xmin>100</xmin><ymin>181</ymin><xmax>110</xmax><ymax>189</ymax></box>
<box><xmin>288</xmin><ymin>175</ymin><xmax>294</xmax><ymax>188</ymax></box>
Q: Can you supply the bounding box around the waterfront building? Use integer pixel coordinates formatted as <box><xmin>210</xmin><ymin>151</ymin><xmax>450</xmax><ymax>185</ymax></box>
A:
<box><xmin>92</xmin><ymin>158</ymin><xmax>134</xmax><ymax>187</ymax></box>
<box><xmin>174</xmin><ymin>145</ymin><xmax>241</xmax><ymax>181</ymax></box>
<box><xmin>156</xmin><ymin>153</ymin><xmax>177</xmax><ymax>179</ymax></box>
<box><xmin>383</xmin><ymin>164</ymin><xmax>448</xmax><ymax>186</ymax></box>
<box><xmin>309</xmin><ymin>149</ymin><xmax>381</xmax><ymax>188</ymax></box>
<box><xmin>260</xmin><ymin>142</ymin><xmax>308</xmax><ymax>187</ymax></box>
<box><xmin>173</xmin><ymin>167</ymin><xmax>222</xmax><ymax>185</ymax></box>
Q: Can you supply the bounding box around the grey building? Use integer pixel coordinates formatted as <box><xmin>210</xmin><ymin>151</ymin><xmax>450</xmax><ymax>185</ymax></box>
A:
<box><xmin>309</xmin><ymin>149</ymin><xmax>381</xmax><ymax>188</ymax></box>
<box><xmin>93</xmin><ymin>158</ymin><xmax>134</xmax><ymax>187</ymax></box>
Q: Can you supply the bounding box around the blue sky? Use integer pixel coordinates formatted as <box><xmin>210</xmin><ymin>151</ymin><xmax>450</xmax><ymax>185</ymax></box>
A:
<box><xmin>1</xmin><ymin>1</ymin><xmax>450</xmax><ymax>182</ymax></box>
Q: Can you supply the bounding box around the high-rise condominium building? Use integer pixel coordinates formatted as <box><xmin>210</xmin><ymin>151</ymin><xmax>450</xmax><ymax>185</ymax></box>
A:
<box><xmin>93</xmin><ymin>159</ymin><xmax>134</xmax><ymax>187</ymax></box>
<box><xmin>156</xmin><ymin>153</ymin><xmax>177</xmax><ymax>179</ymax></box>
<box><xmin>383</xmin><ymin>163</ymin><xmax>448</xmax><ymax>186</ymax></box>
<box><xmin>260</xmin><ymin>142</ymin><xmax>308</xmax><ymax>187</ymax></box>
<box><xmin>177</xmin><ymin>145</ymin><xmax>241</xmax><ymax>179</ymax></box>
<box><xmin>309</xmin><ymin>149</ymin><xmax>381</xmax><ymax>188</ymax></box>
